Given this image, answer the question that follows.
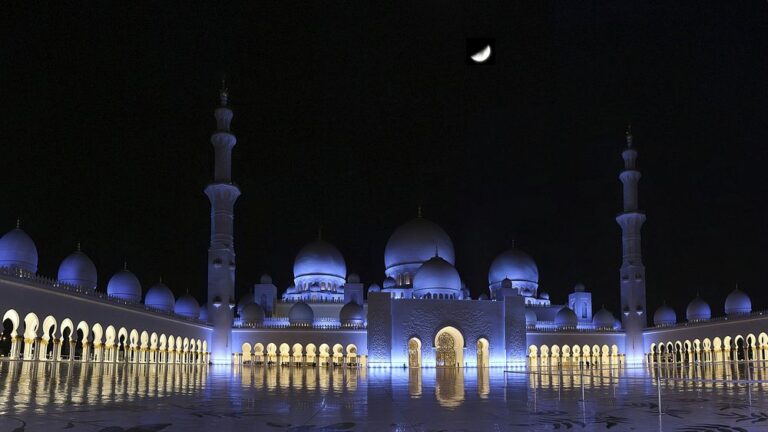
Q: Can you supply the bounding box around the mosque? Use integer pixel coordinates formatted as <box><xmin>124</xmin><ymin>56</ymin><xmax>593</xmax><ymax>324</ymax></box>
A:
<box><xmin>1</xmin><ymin>88</ymin><xmax>767</xmax><ymax>370</ymax></box>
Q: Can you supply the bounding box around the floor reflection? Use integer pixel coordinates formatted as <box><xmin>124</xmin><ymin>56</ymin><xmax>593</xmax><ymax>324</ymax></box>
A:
<box><xmin>2</xmin><ymin>359</ymin><xmax>768</xmax><ymax>430</ymax></box>
<box><xmin>0</xmin><ymin>361</ymin><xmax>208</xmax><ymax>414</ymax></box>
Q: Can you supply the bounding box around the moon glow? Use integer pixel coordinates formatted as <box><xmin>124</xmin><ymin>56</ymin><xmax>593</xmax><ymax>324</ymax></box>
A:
<box><xmin>471</xmin><ymin>45</ymin><xmax>492</xmax><ymax>63</ymax></box>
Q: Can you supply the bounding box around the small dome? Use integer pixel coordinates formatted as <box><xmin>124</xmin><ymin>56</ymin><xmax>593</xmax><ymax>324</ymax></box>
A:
<box><xmin>686</xmin><ymin>295</ymin><xmax>711</xmax><ymax>322</ymax></box>
<box><xmin>412</xmin><ymin>256</ymin><xmax>461</xmax><ymax>292</ymax></box>
<box><xmin>259</xmin><ymin>274</ymin><xmax>273</xmax><ymax>284</ymax></box>
<box><xmin>286</xmin><ymin>284</ymin><xmax>297</xmax><ymax>294</ymax></box>
<box><xmin>383</xmin><ymin>277</ymin><xmax>396</xmax><ymax>288</ymax></box>
<box><xmin>58</xmin><ymin>250</ymin><xmax>97</xmax><ymax>290</ymax></box>
<box><xmin>107</xmin><ymin>269</ymin><xmax>142</xmax><ymax>302</ymax></box>
<box><xmin>0</xmin><ymin>228</ymin><xmax>38</xmax><ymax>273</ymax></box>
<box><xmin>501</xmin><ymin>278</ymin><xmax>513</xmax><ymax>289</ymax></box>
<box><xmin>653</xmin><ymin>303</ymin><xmax>676</xmax><ymax>326</ymax></box>
<box><xmin>555</xmin><ymin>307</ymin><xmax>578</xmax><ymax>329</ymax></box>
<box><xmin>539</xmin><ymin>292</ymin><xmax>550</xmax><ymax>300</ymax></box>
<box><xmin>613</xmin><ymin>318</ymin><xmax>622</xmax><ymax>330</ymax></box>
<box><xmin>592</xmin><ymin>307</ymin><xmax>615</xmax><ymax>329</ymax></box>
<box><xmin>574</xmin><ymin>283</ymin><xmax>586</xmax><ymax>292</ymax></box>
<box><xmin>289</xmin><ymin>302</ymin><xmax>314</xmax><ymax>326</ymax></box>
<box><xmin>241</xmin><ymin>302</ymin><xmax>265</xmax><ymax>325</ymax></box>
<box><xmin>144</xmin><ymin>282</ymin><xmax>175</xmax><ymax>312</ymax></box>
<box><xmin>339</xmin><ymin>302</ymin><xmax>365</xmax><ymax>326</ymax></box>
<box><xmin>478</xmin><ymin>293</ymin><xmax>489</xmax><ymax>300</ymax></box>
<box><xmin>175</xmin><ymin>293</ymin><xmax>200</xmax><ymax>319</ymax></box>
<box><xmin>488</xmin><ymin>248</ymin><xmax>539</xmax><ymax>286</ymax></box>
<box><xmin>368</xmin><ymin>283</ymin><xmax>381</xmax><ymax>293</ymax></box>
<box><xmin>199</xmin><ymin>303</ymin><xmax>208</xmax><ymax>322</ymax></box>
<box><xmin>293</xmin><ymin>240</ymin><xmax>346</xmax><ymax>280</ymax></box>
<box><xmin>525</xmin><ymin>309</ymin><xmax>537</xmax><ymax>326</ymax></box>
<box><xmin>347</xmin><ymin>273</ymin><xmax>360</xmax><ymax>283</ymax></box>
<box><xmin>725</xmin><ymin>288</ymin><xmax>752</xmax><ymax>316</ymax></box>
<box><xmin>237</xmin><ymin>292</ymin><xmax>255</xmax><ymax>315</ymax></box>
<box><xmin>385</xmin><ymin>217</ymin><xmax>455</xmax><ymax>271</ymax></box>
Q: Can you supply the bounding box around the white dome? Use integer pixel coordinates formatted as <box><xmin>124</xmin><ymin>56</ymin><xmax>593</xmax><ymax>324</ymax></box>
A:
<box><xmin>488</xmin><ymin>248</ymin><xmax>539</xmax><ymax>286</ymax></box>
<box><xmin>382</xmin><ymin>277</ymin><xmax>396</xmax><ymax>288</ymax></box>
<box><xmin>384</xmin><ymin>217</ymin><xmax>455</xmax><ymax>271</ymax></box>
<box><xmin>0</xmin><ymin>228</ymin><xmax>38</xmax><ymax>273</ymax></box>
<box><xmin>686</xmin><ymin>296</ymin><xmax>711</xmax><ymax>322</ymax></box>
<box><xmin>539</xmin><ymin>292</ymin><xmax>550</xmax><ymax>300</ymax></box>
<box><xmin>58</xmin><ymin>250</ymin><xmax>97</xmax><ymax>290</ymax></box>
<box><xmin>340</xmin><ymin>302</ymin><xmax>365</xmax><ymax>326</ymax></box>
<box><xmin>412</xmin><ymin>256</ymin><xmax>461</xmax><ymax>292</ymax></box>
<box><xmin>368</xmin><ymin>283</ymin><xmax>381</xmax><ymax>293</ymax></box>
<box><xmin>525</xmin><ymin>309</ymin><xmax>537</xmax><ymax>326</ymax></box>
<box><xmin>175</xmin><ymin>293</ymin><xmax>200</xmax><ymax>319</ymax></box>
<box><xmin>592</xmin><ymin>307</ymin><xmax>615</xmax><ymax>329</ymax></box>
<box><xmin>289</xmin><ymin>302</ymin><xmax>314</xmax><ymax>326</ymax></box>
<box><xmin>555</xmin><ymin>307</ymin><xmax>578</xmax><ymax>329</ymax></box>
<box><xmin>241</xmin><ymin>302</ymin><xmax>265</xmax><ymax>325</ymax></box>
<box><xmin>259</xmin><ymin>274</ymin><xmax>273</xmax><ymax>284</ymax></box>
<box><xmin>293</xmin><ymin>240</ymin><xmax>346</xmax><ymax>280</ymax></box>
<box><xmin>107</xmin><ymin>269</ymin><xmax>142</xmax><ymax>302</ymax></box>
<box><xmin>144</xmin><ymin>282</ymin><xmax>175</xmax><ymax>312</ymax></box>
<box><xmin>653</xmin><ymin>303</ymin><xmax>676</xmax><ymax>326</ymax></box>
<box><xmin>725</xmin><ymin>288</ymin><xmax>752</xmax><ymax>316</ymax></box>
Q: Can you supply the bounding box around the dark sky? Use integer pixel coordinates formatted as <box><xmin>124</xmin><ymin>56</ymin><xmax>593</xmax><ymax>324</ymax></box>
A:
<box><xmin>2</xmin><ymin>2</ymin><xmax>767</xmax><ymax>321</ymax></box>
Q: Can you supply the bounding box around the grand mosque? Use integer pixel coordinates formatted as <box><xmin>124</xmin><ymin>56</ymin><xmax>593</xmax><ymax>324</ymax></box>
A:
<box><xmin>1</xmin><ymin>89</ymin><xmax>766</xmax><ymax>370</ymax></box>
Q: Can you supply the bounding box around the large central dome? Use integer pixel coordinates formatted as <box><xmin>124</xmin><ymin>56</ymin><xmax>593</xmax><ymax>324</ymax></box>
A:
<box><xmin>488</xmin><ymin>248</ymin><xmax>539</xmax><ymax>286</ymax></box>
<box><xmin>384</xmin><ymin>217</ymin><xmax>455</xmax><ymax>274</ymax></box>
<box><xmin>293</xmin><ymin>239</ymin><xmax>346</xmax><ymax>280</ymax></box>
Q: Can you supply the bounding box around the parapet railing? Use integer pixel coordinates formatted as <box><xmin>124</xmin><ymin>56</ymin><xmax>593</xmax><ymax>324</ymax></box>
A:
<box><xmin>529</xmin><ymin>321</ymin><xmax>622</xmax><ymax>333</ymax></box>
<box><xmin>233</xmin><ymin>316</ymin><xmax>366</xmax><ymax>330</ymax></box>
<box><xmin>0</xmin><ymin>266</ymin><xmax>207</xmax><ymax>325</ymax></box>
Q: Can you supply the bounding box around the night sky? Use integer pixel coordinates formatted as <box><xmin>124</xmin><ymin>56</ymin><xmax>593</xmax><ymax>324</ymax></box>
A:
<box><xmin>2</xmin><ymin>2</ymin><xmax>767</xmax><ymax>321</ymax></box>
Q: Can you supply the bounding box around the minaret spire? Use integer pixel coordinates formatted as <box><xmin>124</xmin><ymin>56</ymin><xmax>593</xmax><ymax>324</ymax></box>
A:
<box><xmin>205</xmin><ymin>82</ymin><xmax>241</xmax><ymax>364</ymax></box>
<box><xmin>616</xmin><ymin>127</ymin><xmax>647</xmax><ymax>363</ymax></box>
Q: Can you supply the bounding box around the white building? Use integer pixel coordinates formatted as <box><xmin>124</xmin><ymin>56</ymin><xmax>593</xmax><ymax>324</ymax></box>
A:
<box><xmin>1</xmin><ymin>90</ymin><xmax>766</xmax><ymax>369</ymax></box>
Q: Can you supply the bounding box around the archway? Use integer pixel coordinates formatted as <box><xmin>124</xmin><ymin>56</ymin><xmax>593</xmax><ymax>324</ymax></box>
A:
<box><xmin>332</xmin><ymin>344</ymin><xmax>344</xmax><ymax>366</ymax></box>
<box><xmin>60</xmin><ymin>327</ymin><xmax>72</xmax><ymax>360</ymax></box>
<box><xmin>408</xmin><ymin>338</ymin><xmax>422</xmax><ymax>368</ymax></box>
<box><xmin>292</xmin><ymin>343</ymin><xmax>303</xmax><ymax>365</ymax></box>
<box><xmin>346</xmin><ymin>344</ymin><xmax>357</xmax><ymax>366</ymax></box>
<box><xmin>477</xmin><ymin>338</ymin><xmax>489</xmax><ymax>368</ymax></box>
<box><xmin>242</xmin><ymin>343</ymin><xmax>252</xmax><ymax>364</ymax></box>
<box><xmin>305</xmin><ymin>343</ymin><xmax>316</xmax><ymax>366</ymax></box>
<box><xmin>0</xmin><ymin>317</ymin><xmax>13</xmax><ymax>357</ymax></box>
<box><xmin>267</xmin><ymin>343</ymin><xmax>277</xmax><ymax>364</ymax></box>
<box><xmin>435</xmin><ymin>326</ymin><xmax>464</xmax><ymax>367</ymax></box>
<box><xmin>279</xmin><ymin>343</ymin><xmax>290</xmax><ymax>365</ymax></box>
<box><xmin>318</xmin><ymin>344</ymin><xmax>330</xmax><ymax>366</ymax></box>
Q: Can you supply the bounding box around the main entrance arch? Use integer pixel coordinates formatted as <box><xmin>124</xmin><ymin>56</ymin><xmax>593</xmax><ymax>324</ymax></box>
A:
<box><xmin>435</xmin><ymin>326</ymin><xmax>464</xmax><ymax>367</ymax></box>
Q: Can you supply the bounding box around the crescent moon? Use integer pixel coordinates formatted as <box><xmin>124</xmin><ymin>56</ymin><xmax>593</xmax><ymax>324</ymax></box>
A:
<box><xmin>471</xmin><ymin>45</ymin><xmax>492</xmax><ymax>63</ymax></box>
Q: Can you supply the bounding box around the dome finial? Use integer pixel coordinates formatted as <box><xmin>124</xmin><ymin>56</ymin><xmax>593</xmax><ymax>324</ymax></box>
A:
<box><xmin>76</xmin><ymin>241</ymin><xmax>81</xmax><ymax>252</ymax></box>
<box><xmin>317</xmin><ymin>225</ymin><xmax>323</xmax><ymax>240</ymax></box>
<box><xmin>15</xmin><ymin>217</ymin><xmax>20</xmax><ymax>229</ymax></box>
<box><xmin>159</xmin><ymin>275</ymin><xmax>163</xmax><ymax>284</ymax></box>
<box><xmin>434</xmin><ymin>244</ymin><xmax>439</xmax><ymax>258</ymax></box>
<box><xmin>219</xmin><ymin>77</ymin><xmax>229</xmax><ymax>106</ymax></box>
<box><xmin>511</xmin><ymin>238</ymin><xmax>515</xmax><ymax>248</ymax></box>
<box><xmin>625</xmin><ymin>123</ymin><xmax>633</xmax><ymax>148</ymax></box>
<box><xmin>417</xmin><ymin>205</ymin><xmax>422</xmax><ymax>218</ymax></box>
<box><xmin>123</xmin><ymin>260</ymin><xmax>128</xmax><ymax>271</ymax></box>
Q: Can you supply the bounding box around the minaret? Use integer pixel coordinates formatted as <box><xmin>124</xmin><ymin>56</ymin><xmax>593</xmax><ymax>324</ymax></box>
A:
<box><xmin>205</xmin><ymin>82</ymin><xmax>241</xmax><ymax>364</ymax></box>
<box><xmin>615</xmin><ymin>126</ymin><xmax>647</xmax><ymax>363</ymax></box>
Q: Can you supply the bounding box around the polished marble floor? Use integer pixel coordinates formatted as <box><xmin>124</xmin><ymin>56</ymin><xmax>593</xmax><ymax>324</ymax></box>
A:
<box><xmin>0</xmin><ymin>360</ymin><xmax>767</xmax><ymax>431</ymax></box>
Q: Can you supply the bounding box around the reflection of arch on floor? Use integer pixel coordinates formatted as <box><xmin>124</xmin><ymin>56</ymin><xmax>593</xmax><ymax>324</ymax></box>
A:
<box><xmin>649</xmin><ymin>332</ymin><xmax>768</xmax><ymax>365</ymax></box>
